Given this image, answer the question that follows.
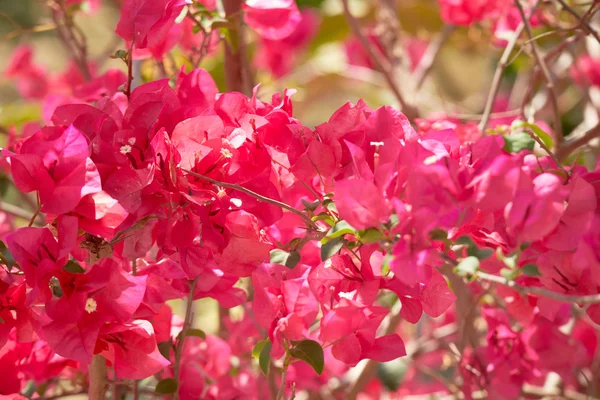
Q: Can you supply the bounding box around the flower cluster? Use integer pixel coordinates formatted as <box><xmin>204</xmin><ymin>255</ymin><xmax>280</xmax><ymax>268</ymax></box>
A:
<box><xmin>1</xmin><ymin>0</ymin><xmax>599</xmax><ymax>399</ymax></box>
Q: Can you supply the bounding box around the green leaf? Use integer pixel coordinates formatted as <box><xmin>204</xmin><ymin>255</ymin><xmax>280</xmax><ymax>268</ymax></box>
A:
<box><xmin>301</xmin><ymin>199</ymin><xmax>320</xmax><ymax>212</ymax></box>
<box><xmin>454</xmin><ymin>256</ymin><xmax>480</xmax><ymax>280</ymax></box>
<box><xmin>185</xmin><ymin>328</ymin><xmax>206</xmax><ymax>339</ymax></box>
<box><xmin>503</xmin><ymin>132</ymin><xmax>535</xmax><ymax>153</ymax></box>
<box><xmin>258</xmin><ymin>340</ymin><xmax>272</xmax><ymax>376</ymax></box>
<box><xmin>429</xmin><ymin>229</ymin><xmax>448</xmax><ymax>241</ymax></box>
<box><xmin>521</xmin><ymin>264</ymin><xmax>541</xmax><ymax>277</ymax></box>
<box><xmin>270</xmin><ymin>249</ymin><xmax>301</xmax><ymax>269</ymax></box>
<box><xmin>359</xmin><ymin>228</ymin><xmax>385</xmax><ymax>244</ymax></box>
<box><xmin>500</xmin><ymin>268</ymin><xmax>519</xmax><ymax>281</ymax></box>
<box><xmin>252</xmin><ymin>339</ymin><xmax>272</xmax><ymax>375</ymax></box>
<box><xmin>289</xmin><ymin>340</ymin><xmax>324</xmax><ymax>375</ymax></box>
<box><xmin>322</xmin><ymin>220</ymin><xmax>356</xmax><ymax>244</ymax></box>
<box><xmin>0</xmin><ymin>241</ymin><xmax>15</xmax><ymax>269</ymax></box>
<box><xmin>22</xmin><ymin>380</ymin><xmax>36</xmax><ymax>398</ymax></box>
<box><xmin>62</xmin><ymin>260</ymin><xmax>85</xmax><ymax>274</ymax></box>
<box><xmin>512</xmin><ymin>120</ymin><xmax>553</xmax><ymax>149</ymax></box>
<box><xmin>252</xmin><ymin>339</ymin><xmax>269</xmax><ymax>359</ymax></box>
<box><xmin>157</xmin><ymin>341</ymin><xmax>172</xmax><ymax>360</ymax></box>
<box><xmin>155</xmin><ymin>378</ymin><xmax>178</xmax><ymax>394</ymax></box>
<box><xmin>320</xmin><ymin>237</ymin><xmax>345</xmax><ymax>261</ymax></box>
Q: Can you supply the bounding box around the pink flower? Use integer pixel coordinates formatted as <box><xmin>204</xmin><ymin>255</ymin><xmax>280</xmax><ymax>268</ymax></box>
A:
<box><xmin>243</xmin><ymin>0</ymin><xmax>301</xmax><ymax>40</ymax></box>
<box><xmin>116</xmin><ymin>0</ymin><xmax>191</xmax><ymax>49</ymax></box>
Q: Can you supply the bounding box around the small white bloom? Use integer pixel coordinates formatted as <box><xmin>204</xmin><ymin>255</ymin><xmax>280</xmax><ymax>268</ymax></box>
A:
<box><xmin>370</xmin><ymin>141</ymin><xmax>384</xmax><ymax>146</ymax></box>
<box><xmin>85</xmin><ymin>298</ymin><xmax>97</xmax><ymax>313</ymax></box>
<box><xmin>120</xmin><ymin>144</ymin><xmax>132</xmax><ymax>155</ymax></box>
<box><xmin>220</xmin><ymin>148</ymin><xmax>233</xmax><ymax>158</ymax></box>
<box><xmin>128</xmin><ymin>137</ymin><xmax>136</xmax><ymax>145</ymax></box>
<box><xmin>217</xmin><ymin>187</ymin><xmax>227</xmax><ymax>198</ymax></box>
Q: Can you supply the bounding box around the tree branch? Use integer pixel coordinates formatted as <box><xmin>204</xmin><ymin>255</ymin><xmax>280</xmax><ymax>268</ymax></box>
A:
<box><xmin>173</xmin><ymin>277</ymin><xmax>199</xmax><ymax>400</ymax></box>
<box><xmin>476</xmin><ymin>271</ymin><xmax>600</xmax><ymax>305</ymax></box>
<box><xmin>340</xmin><ymin>0</ymin><xmax>418</xmax><ymax>120</ymax></box>
<box><xmin>515</xmin><ymin>0</ymin><xmax>564</xmax><ymax>145</ymax></box>
<box><xmin>182</xmin><ymin>169</ymin><xmax>320</xmax><ymax>230</ymax></box>
<box><xmin>88</xmin><ymin>355</ymin><xmax>107</xmax><ymax>400</ymax></box>
<box><xmin>479</xmin><ymin>0</ymin><xmax>541</xmax><ymax>132</ymax></box>
<box><xmin>220</xmin><ymin>0</ymin><xmax>252</xmax><ymax>95</ymax></box>
<box><xmin>413</xmin><ymin>25</ymin><xmax>455</xmax><ymax>90</ymax></box>
<box><xmin>556</xmin><ymin>122</ymin><xmax>600</xmax><ymax>160</ymax></box>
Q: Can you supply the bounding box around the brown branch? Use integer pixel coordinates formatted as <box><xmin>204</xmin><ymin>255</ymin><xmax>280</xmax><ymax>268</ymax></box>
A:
<box><xmin>340</xmin><ymin>0</ymin><xmax>418</xmax><ymax>120</ymax></box>
<box><xmin>88</xmin><ymin>355</ymin><xmax>107</xmax><ymax>400</ymax></box>
<box><xmin>555</xmin><ymin>0</ymin><xmax>600</xmax><ymax>45</ymax></box>
<box><xmin>556</xmin><ymin>122</ymin><xmax>600</xmax><ymax>160</ymax></box>
<box><xmin>220</xmin><ymin>0</ymin><xmax>252</xmax><ymax>95</ymax></box>
<box><xmin>182</xmin><ymin>169</ymin><xmax>320</xmax><ymax>230</ymax></box>
<box><xmin>526</xmin><ymin>129</ymin><xmax>571</xmax><ymax>183</ymax></box>
<box><xmin>479</xmin><ymin>0</ymin><xmax>541</xmax><ymax>132</ymax></box>
<box><xmin>476</xmin><ymin>271</ymin><xmax>600</xmax><ymax>305</ymax></box>
<box><xmin>173</xmin><ymin>277</ymin><xmax>199</xmax><ymax>400</ymax></box>
<box><xmin>413</xmin><ymin>25</ymin><xmax>455</xmax><ymax>90</ymax></box>
<box><xmin>50</xmin><ymin>0</ymin><xmax>91</xmax><ymax>81</ymax></box>
<box><xmin>515</xmin><ymin>0</ymin><xmax>564</xmax><ymax>145</ymax></box>
<box><xmin>523</xmin><ymin>384</ymin><xmax>600</xmax><ymax>400</ymax></box>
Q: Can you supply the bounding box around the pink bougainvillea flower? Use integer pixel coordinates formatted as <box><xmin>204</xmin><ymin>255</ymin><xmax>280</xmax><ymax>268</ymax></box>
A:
<box><xmin>334</xmin><ymin>179</ymin><xmax>390</xmax><ymax>230</ymax></box>
<box><xmin>319</xmin><ymin>300</ymin><xmax>406</xmax><ymax>366</ymax></box>
<box><xmin>243</xmin><ymin>0</ymin><xmax>301</xmax><ymax>40</ymax></box>
<box><xmin>4</xmin><ymin>125</ymin><xmax>102</xmax><ymax>215</ymax></box>
<box><xmin>96</xmin><ymin>321</ymin><xmax>169</xmax><ymax>379</ymax></box>
<box><xmin>4</xmin><ymin>46</ymin><xmax>50</xmax><ymax>100</ymax></box>
<box><xmin>116</xmin><ymin>0</ymin><xmax>191</xmax><ymax>49</ymax></box>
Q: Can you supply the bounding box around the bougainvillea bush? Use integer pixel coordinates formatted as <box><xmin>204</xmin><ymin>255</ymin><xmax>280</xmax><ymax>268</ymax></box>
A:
<box><xmin>1</xmin><ymin>0</ymin><xmax>600</xmax><ymax>399</ymax></box>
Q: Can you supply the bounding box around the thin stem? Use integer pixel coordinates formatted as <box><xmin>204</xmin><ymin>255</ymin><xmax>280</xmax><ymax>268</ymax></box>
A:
<box><xmin>526</xmin><ymin>130</ymin><xmax>571</xmax><ymax>183</ymax></box>
<box><xmin>476</xmin><ymin>271</ymin><xmax>600</xmax><ymax>305</ymax></box>
<box><xmin>172</xmin><ymin>277</ymin><xmax>199</xmax><ymax>400</ymax></box>
<box><xmin>28</xmin><ymin>193</ymin><xmax>41</xmax><ymax>227</ymax></box>
<box><xmin>340</xmin><ymin>0</ymin><xmax>418</xmax><ymax>119</ymax></box>
<box><xmin>125</xmin><ymin>40</ymin><xmax>135</xmax><ymax>98</ymax></box>
<box><xmin>182</xmin><ymin>169</ymin><xmax>320</xmax><ymax>230</ymax></box>
<box><xmin>555</xmin><ymin>0</ymin><xmax>600</xmax><ymax>45</ymax></box>
<box><xmin>479</xmin><ymin>0</ymin><xmax>541</xmax><ymax>132</ymax></box>
<box><xmin>515</xmin><ymin>0</ymin><xmax>563</xmax><ymax>145</ymax></box>
<box><xmin>276</xmin><ymin>352</ymin><xmax>291</xmax><ymax>400</ymax></box>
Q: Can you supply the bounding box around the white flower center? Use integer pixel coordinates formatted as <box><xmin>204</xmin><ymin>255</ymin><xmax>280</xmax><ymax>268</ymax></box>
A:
<box><xmin>85</xmin><ymin>298</ymin><xmax>97</xmax><ymax>313</ymax></box>
<box><xmin>120</xmin><ymin>144</ymin><xmax>132</xmax><ymax>155</ymax></box>
<box><xmin>220</xmin><ymin>148</ymin><xmax>233</xmax><ymax>159</ymax></box>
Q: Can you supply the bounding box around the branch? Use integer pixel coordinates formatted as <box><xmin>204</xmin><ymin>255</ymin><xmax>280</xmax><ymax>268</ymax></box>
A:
<box><xmin>88</xmin><ymin>355</ymin><xmax>107</xmax><ymax>400</ymax></box>
<box><xmin>276</xmin><ymin>352</ymin><xmax>291</xmax><ymax>400</ymax></box>
<box><xmin>555</xmin><ymin>0</ymin><xmax>600</xmax><ymax>45</ymax></box>
<box><xmin>526</xmin><ymin>129</ymin><xmax>571</xmax><ymax>183</ymax></box>
<box><xmin>220</xmin><ymin>0</ymin><xmax>252</xmax><ymax>95</ymax></box>
<box><xmin>515</xmin><ymin>0</ymin><xmax>564</xmax><ymax>145</ymax></box>
<box><xmin>172</xmin><ymin>277</ymin><xmax>199</xmax><ymax>400</ymax></box>
<box><xmin>413</xmin><ymin>25</ymin><xmax>455</xmax><ymax>90</ymax></box>
<box><xmin>182</xmin><ymin>169</ymin><xmax>320</xmax><ymax>230</ymax></box>
<box><xmin>340</xmin><ymin>0</ymin><xmax>418</xmax><ymax>120</ymax></box>
<box><xmin>476</xmin><ymin>271</ymin><xmax>600</xmax><ymax>305</ymax></box>
<box><xmin>479</xmin><ymin>0</ymin><xmax>541</xmax><ymax>132</ymax></box>
<box><xmin>556</xmin><ymin>122</ymin><xmax>600</xmax><ymax>160</ymax></box>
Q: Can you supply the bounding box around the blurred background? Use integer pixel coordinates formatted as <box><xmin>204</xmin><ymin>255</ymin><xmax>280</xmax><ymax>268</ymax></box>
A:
<box><xmin>0</xmin><ymin>0</ymin><xmax>504</xmax><ymax>129</ymax></box>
